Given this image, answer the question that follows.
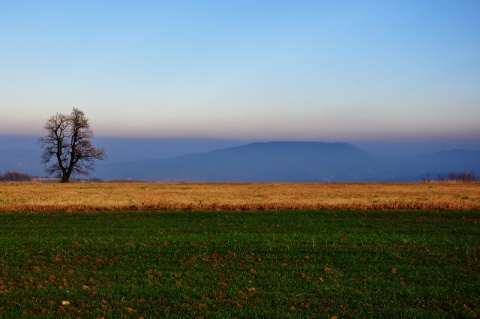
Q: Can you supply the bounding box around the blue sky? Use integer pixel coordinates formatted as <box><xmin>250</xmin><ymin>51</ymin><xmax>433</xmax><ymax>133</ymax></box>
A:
<box><xmin>1</xmin><ymin>0</ymin><xmax>479</xmax><ymax>144</ymax></box>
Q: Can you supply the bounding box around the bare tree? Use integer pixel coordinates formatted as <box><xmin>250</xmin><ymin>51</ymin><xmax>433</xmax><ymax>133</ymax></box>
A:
<box><xmin>39</xmin><ymin>108</ymin><xmax>106</xmax><ymax>183</ymax></box>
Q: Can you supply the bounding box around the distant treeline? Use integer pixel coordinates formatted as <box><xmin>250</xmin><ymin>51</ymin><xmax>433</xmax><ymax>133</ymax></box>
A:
<box><xmin>422</xmin><ymin>171</ymin><xmax>478</xmax><ymax>183</ymax></box>
<box><xmin>0</xmin><ymin>171</ymin><xmax>34</xmax><ymax>181</ymax></box>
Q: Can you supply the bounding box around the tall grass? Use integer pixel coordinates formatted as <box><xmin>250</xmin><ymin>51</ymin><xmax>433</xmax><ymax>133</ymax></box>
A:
<box><xmin>1</xmin><ymin>182</ymin><xmax>479</xmax><ymax>212</ymax></box>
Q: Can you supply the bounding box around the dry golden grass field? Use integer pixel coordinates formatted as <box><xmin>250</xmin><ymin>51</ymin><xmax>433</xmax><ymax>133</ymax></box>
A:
<box><xmin>0</xmin><ymin>182</ymin><xmax>479</xmax><ymax>211</ymax></box>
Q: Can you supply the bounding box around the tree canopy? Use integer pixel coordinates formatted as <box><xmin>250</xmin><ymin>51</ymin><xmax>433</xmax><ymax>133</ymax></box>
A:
<box><xmin>39</xmin><ymin>108</ymin><xmax>105</xmax><ymax>182</ymax></box>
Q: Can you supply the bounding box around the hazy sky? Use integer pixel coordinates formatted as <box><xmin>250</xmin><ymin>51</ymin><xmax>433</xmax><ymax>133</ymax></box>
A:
<box><xmin>1</xmin><ymin>0</ymin><xmax>479</xmax><ymax>143</ymax></box>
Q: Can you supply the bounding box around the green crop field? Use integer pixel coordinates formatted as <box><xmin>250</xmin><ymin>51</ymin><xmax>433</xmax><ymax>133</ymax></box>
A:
<box><xmin>0</xmin><ymin>210</ymin><xmax>479</xmax><ymax>318</ymax></box>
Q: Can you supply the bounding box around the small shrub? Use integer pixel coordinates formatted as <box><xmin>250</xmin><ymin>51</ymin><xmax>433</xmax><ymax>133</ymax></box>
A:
<box><xmin>0</xmin><ymin>171</ymin><xmax>33</xmax><ymax>181</ymax></box>
<box><xmin>438</xmin><ymin>171</ymin><xmax>478</xmax><ymax>183</ymax></box>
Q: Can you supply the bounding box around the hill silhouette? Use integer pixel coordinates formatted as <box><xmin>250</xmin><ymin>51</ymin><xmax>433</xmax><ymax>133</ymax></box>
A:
<box><xmin>97</xmin><ymin>141</ymin><xmax>480</xmax><ymax>182</ymax></box>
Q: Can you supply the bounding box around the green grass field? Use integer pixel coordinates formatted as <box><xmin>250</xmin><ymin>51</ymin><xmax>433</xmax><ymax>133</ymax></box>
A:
<box><xmin>0</xmin><ymin>210</ymin><xmax>479</xmax><ymax>318</ymax></box>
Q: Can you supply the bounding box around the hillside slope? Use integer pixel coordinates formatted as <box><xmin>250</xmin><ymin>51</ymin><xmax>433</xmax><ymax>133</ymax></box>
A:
<box><xmin>98</xmin><ymin>141</ymin><xmax>479</xmax><ymax>182</ymax></box>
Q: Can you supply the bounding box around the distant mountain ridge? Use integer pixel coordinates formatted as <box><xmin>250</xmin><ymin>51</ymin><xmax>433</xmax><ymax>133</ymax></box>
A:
<box><xmin>96</xmin><ymin>141</ymin><xmax>480</xmax><ymax>182</ymax></box>
<box><xmin>1</xmin><ymin>141</ymin><xmax>479</xmax><ymax>182</ymax></box>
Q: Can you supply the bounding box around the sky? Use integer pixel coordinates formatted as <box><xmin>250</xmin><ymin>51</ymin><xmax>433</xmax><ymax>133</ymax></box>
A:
<box><xmin>1</xmin><ymin>0</ymin><xmax>480</xmax><ymax>146</ymax></box>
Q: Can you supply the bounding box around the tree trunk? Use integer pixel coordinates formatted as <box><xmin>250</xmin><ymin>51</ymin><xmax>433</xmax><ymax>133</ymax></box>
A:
<box><xmin>61</xmin><ymin>173</ymin><xmax>70</xmax><ymax>183</ymax></box>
